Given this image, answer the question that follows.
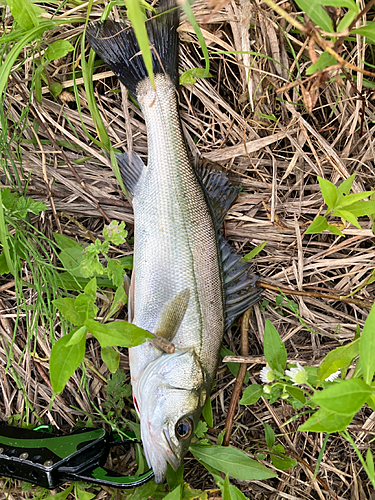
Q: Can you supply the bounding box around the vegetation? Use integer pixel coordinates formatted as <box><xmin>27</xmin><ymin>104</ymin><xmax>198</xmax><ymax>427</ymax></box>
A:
<box><xmin>0</xmin><ymin>0</ymin><xmax>375</xmax><ymax>498</ymax></box>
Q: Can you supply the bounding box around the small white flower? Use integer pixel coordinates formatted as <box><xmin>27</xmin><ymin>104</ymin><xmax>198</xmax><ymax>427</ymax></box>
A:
<box><xmin>260</xmin><ymin>366</ymin><xmax>275</xmax><ymax>384</ymax></box>
<box><xmin>325</xmin><ymin>369</ymin><xmax>341</xmax><ymax>382</ymax></box>
<box><xmin>285</xmin><ymin>363</ymin><xmax>308</xmax><ymax>385</ymax></box>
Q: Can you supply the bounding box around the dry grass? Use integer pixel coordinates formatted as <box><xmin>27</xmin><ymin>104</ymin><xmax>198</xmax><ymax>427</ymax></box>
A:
<box><xmin>1</xmin><ymin>0</ymin><xmax>375</xmax><ymax>498</ymax></box>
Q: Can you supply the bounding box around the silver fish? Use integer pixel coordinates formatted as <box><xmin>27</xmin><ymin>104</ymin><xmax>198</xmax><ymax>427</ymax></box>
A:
<box><xmin>87</xmin><ymin>1</ymin><xmax>260</xmax><ymax>483</ymax></box>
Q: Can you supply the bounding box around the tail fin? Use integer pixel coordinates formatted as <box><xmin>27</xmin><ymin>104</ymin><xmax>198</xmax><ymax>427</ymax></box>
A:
<box><xmin>86</xmin><ymin>0</ymin><xmax>179</xmax><ymax>97</ymax></box>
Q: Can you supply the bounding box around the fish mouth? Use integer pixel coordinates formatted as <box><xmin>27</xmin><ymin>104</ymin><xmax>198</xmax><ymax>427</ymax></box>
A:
<box><xmin>141</xmin><ymin>421</ymin><xmax>180</xmax><ymax>483</ymax></box>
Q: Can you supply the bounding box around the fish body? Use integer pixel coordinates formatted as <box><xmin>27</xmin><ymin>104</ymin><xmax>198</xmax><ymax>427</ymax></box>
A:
<box><xmin>87</xmin><ymin>1</ymin><xmax>260</xmax><ymax>483</ymax></box>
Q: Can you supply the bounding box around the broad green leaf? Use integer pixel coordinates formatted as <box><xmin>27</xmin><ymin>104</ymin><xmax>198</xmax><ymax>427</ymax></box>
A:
<box><xmin>190</xmin><ymin>443</ymin><xmax>276</xmax><ymax>480</ymax></box>
<box><xmin>286</xmin><ymin>385</ymin><xmax>306</xmax><ymax>404</ymax></box>
<box><xmin>318</xmin><ymin>176</ymin><xmax>337</xmax><ymax>211</ymax></box>
<box><xmin>167</xmin><ymin>464</ymin><xmax>184</xmax><ymax>493</ymax></box>
<box><xmin>194</xmin><ymin>421</ymin><xmax>208</xmax><ymax>438</ymax></box>
<box><xmin>360</xmin><ymin>303</ymin><xmax>375</xmax><ymax>385</ymax></box>
<box><xmin>75</xmin><ymin>293</ymin><xmax>98</xmax><ymax>321</ymax></box>
<box><xmin>306</xmin><ymin>51</ymin><xmax>336</xmax><ymax>75</ymax></box>
<box><xmin>312</xmin><ymin>378</ymin><xmax>372</xmax><ymax>415</ymax></box>
<box><xmin>340</xmin><ymin>201</ymin><xmax>375</xmax><ymax>217</ymax></box>
<box><xmin>46</xmin><ymin>40</ymin><xmax>74</xmax><ymax>61</ymax></box>
<box><xmin>352</xmin><ymin>24</ymin><xmax>375</xmax><ymax>43</ymax></box>
<box><xmin>327</xmin><ymin>224</ymin><xmax>344</xmax><ymax>236</ymax></box>
<box><xmin>240</xmin><ymin>384</ymin><xmax>263</xmax><ymax>405</ymax></box>
<box><xmin>74</xmin><ymin>484</ymin><xmax>96</xmax><ymax>500</ymax></box>
<box><xmin>202</xmin><ymin>396</ymin><xmax>213</xmax><ymax>428</ymax></box>
<box><xmin>163</xmin><ymin>485</ymin><xmax>181</xmax><ymax>500</ymax></box>
<box><xmin>118</xmin><ymin>255</ymin><xmax>133</xmax><ymax>270</ymax></box>
<box><xmin>317</xmin><ymin>338</ymin><xmax>359</xmax><ymax>386</ymax></box>
<box><xmin>50</xmin><ymin>82</ymin><xmax>63</xmax><ymax>97</ymax></box>
<box><xmin>335</xmin><ymin>191</ymin><xmax>373</xmax><ymax>209</ymax></box>
<box><xmin>299</xmin><ymin>408</ymin><xmax>352</xmax><ymax>433</ymax></box>
<box><xmin>319</xmin><ymin>0</ymin><xmax>358</xmax><ymax>10</ymax></box>
<box><xmin>263</xmin><ymin>319</ymin><xmax>287</xmax><ymax>374</ymax></box>
<box><xmin>242</xmin><ymin>241</ymin><xmax>267</xmax><ymax>262</ymax></box>
<box><xmin>84</xmin><ymin>277</ymin><xmax>97</xmax><ymax>300</ymax></box>
<box><xmin>337</xmin><ymin>174</ymin><xmax>355</xmax><ymax>196</ymax></box>
<box><xmin>226</xmin><ymin>485</ymin><xmax>247</xmax><ymax>500</ymax></box>
<box><xmin>304</xmin><ymin>215</ymin><xmax>328</xmax><ymax>234</ymax></box>
<box><xmin>125</xmin><ymin>0</ymin><xmax>154</xmax><ymax>88</ymax></box>
<box><xmin>221</xmin><ymin>346</ymin><xmax>249</xmax><ymax>383</ymax></box>
<box><xmin>270</xmin><ymin>454</ymin><xmax>297</xmax><ymax>471</ymax></box>
<box><xmin>58</xmin><ymin>247</ymin><xmax>85</xmax><ymax>277</ymax></box>
<box><xmin>333</xmin><ymin>210</ymin><xmax>361</xmax><ymax>229</ymax></box>
<box><xmin>85</xmin><ymin>319</ymin><xmax>152</xmax><ymax>348</ymax></box>
<box><xmin>7</xmin><ymin>0</ymin><xmax>40</xmax><ymax>30</ymax></box>
<box><xmin>101</xmin><ymin>346</ymin><xmax>120</xmax><ymax>373</ymax></box>
<box><xmin>65</xmin><ymin>325</ymin><xmax>87</xmax><ymax>346</ymax></box>
<box><xmin>337</xmin><ymin>9</ymin><xmax>357</xmax><ymax>31</ymax></box>
<box><xmin>54</xmin><ymin>233</ymin><xmax>84</xmax><ymax>251</ymax></box>
<box><xmin>264</xmin><ymin>422</ymin><xmax>275</xmax><ymax>449</ymax></box>
<box><xmin>53</xmin><ymin>297</ymin><xmax>85</xmax><ymax>325</ymax></box>
<box><xmin>104</xmin><ymin>284</ymin><xmax>128</xmax><ymax>321</ymax></box>
<box><xmin>294</xmin><ymin>0</ymin><xmax>334</xmax><ymax>32</ymax></box>
<box><xmin>50</xmin><ymin>329</ymin><xmax>86</xmax><ymax>393</ymax></box>
<box><xmin>367</xmin><ymin>395</ymin><xmax>375</xmax><ymax>412</ymax></box>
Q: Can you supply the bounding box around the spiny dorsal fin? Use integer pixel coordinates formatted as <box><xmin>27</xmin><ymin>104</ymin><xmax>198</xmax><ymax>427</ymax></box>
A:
<box><xmin>116</xmin><ymin>151</ymin><xmax>146</xmax><ymax>197</ymax></box>
<box><xmin>154</xmin><ymin>289</ymin><xmax>190</xmax><ymax>340</ymax></box>
<box><xmin>195</xmin><ymin>161</ymin><xmax>240</xmax><ymax>230</ymax></box>
<box><xmin>219</xmin><ymin>236</ymin><xmax>261</xmax><ymax>329</ymax></box>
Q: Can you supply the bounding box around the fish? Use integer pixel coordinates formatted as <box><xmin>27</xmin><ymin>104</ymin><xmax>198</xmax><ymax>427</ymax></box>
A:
<box><xmin>86</xmin><ymin>0</ymin><xmax>261</xmax><ymax>484</ymax></box>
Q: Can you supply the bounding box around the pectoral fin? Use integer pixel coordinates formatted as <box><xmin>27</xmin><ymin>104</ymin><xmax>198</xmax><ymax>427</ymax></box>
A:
<box><xmin>154</xmin><ymin>289</ymin><xmax>190</xmax><ymax>340</ymax></box>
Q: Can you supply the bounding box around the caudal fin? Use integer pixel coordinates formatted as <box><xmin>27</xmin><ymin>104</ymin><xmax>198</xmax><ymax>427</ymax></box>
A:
<box><xmin>86</xmin><ymin>0</ymin><xmax>179</xmax><ymax>97</ymax></box>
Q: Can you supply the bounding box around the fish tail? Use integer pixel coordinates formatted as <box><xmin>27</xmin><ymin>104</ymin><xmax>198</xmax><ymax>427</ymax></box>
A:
<box><xmin>86</xmin><ymin>0</ymin><xmax>179</xmax><ymax>97</ymax></box>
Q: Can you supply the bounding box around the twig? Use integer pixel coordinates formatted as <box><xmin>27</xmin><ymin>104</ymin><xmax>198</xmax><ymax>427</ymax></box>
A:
<box><xmin>223</xmin><ymin>308</ymin><xmax>251</xmax><ymax>446</ymax></box>
<box><xmin>259</xmin><ymin>281</ymin><xmax>373</xmax><ymax>309</ymax></box>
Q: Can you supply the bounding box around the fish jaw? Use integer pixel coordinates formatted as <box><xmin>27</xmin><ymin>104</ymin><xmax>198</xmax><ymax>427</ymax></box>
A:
<box><xmin>134</xmin><ymin>349</ymin><xmax>207</xmax><ymax>483</ymax></box>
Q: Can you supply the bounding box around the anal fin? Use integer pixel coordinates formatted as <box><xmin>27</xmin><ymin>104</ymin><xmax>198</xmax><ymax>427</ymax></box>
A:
<box><xmin>220</xmin><ymin>237</ymin><xmax>261</xmax><ymax>329</ymax></box>
<box><xmin>116</xmin><ymin>151</ymin><xmax>145</xmax><ymax>197</ymax></box>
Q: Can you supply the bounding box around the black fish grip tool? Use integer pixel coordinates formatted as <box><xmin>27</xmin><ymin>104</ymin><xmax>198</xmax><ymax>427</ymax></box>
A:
<box><xmin>0</xmin><ymin>421</ymin><xmax>153</xmax><ymax>489</ymax></box>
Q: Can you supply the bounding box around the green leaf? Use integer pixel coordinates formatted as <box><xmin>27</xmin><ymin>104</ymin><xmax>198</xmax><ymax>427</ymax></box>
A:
<box><xmin>74</xmin><ymin>484</ymin><xmax>96</xmax><ymax>500</ymax></box>
<box><xmin>221</xmin><ymin>346</ymin><xmax>249</xmax><ymax>383</ymax></box>
<box><xmin>164</xmin><ymin>485</ymin><xmax>181</xmax><ymax>500</ymax></box>
<box><xmin>53</xmin><ymin>297</ymin><xmax>85</xmax><ymax>325</ymax></box>
<box><xmin>101</xmin><ymin>346</ymin><xmax>120</xmax><ymax>373</ymax></box>
<box><xmin>240</xmin><ymin>385</ymin><xmax>263</xmax><ymax>405</ymax></box>
<box><xmin>126</xmin><ymin>0</ymin><xmax>154</xmax><ymax>88</ymax></box>
<box><xmin>189</xmin><ymin>443</ymin><xmax>276</xmax><ymax>480</ymax></box>
<box><xmin>352</xmin><ymin>24</ymin><xmax>375</xmax><ymax>43</ymax></box>
<box><xmin>312</xmin><ymin>378</ymin><xmax>372</xmax><ymax>415</ymax></box>
<box><xmin>263</xmin><ymin>319</ymin><xmax>287</xmax><ymax>374</ymax></box>
<box><xmin>340</xmin><ymin>201</ymin><xmax>375</xmax><ymax>217</ymax></box>
<box><xmin>118</xmin><ymin>255</ymin><xmax>133</xmax><ymax>270</ymax></box>
<box><xmin>65</xmin><ymin>325</ymin><xmax>87</xmax><ymax>346</ymax></box>
<box><xmin>226</xmin><ymin>485</ymin><xmax>247</xmax><ymax>500</ymax></box>
<box><xmin>50</xmin><ymin>329</ymin><xmax>86</xmax><ymax>393</ymax></box>
<box><xmin>286</xmin><ymin>385</ymin><xmax>306</xmax><ymax>404</ymax></box>
<box><xmin>50</xmin><ymin>82</ymin><xmax>63</xmax><ymax>97</ymax></box>
<box><xmin>0</xmin><ymin>251</ymin><xmax>10</xmax><ymax>275</ymax></box>
<box><xmin>103</xmin><ymin>220</ymin><xmax>128</xmax><ymax>245</ymax></box>
<box><xmin>75</xmin><ymin>293</ymin><xmax>98</xmax><ymax>322</ymax></box>
<box><xmin>7</xmin><ymin>0</ymin><xmax>40</xmax><ymax>30</ymax></box>
<box><xmin>337</xmin><ymin>9</ymin><xmax>357</xmax><ymax>31</ymax></box>
<box><xmin>299</xmin><ymin>408</ymin><xmax>352</xmax><ymax>433</ymax></box>
<box><xmin>360</xmin><ymin>303</ymin><xmax>375</xmax><ymax>385</ymax></box>
<box><xmin>107</xmin><ymin>258</ymin><xmax>126</xmax><ymax>287</ymax></box>
<box><xmin>46</xmin><ymin>40</ymin><xmax>74</xmax><ymax>61</ymax></box>
<box><xmin>85</xmin><ymin>319</ymin><xmax>153</xmax><ymax>348</ymax></box>
<box><xmin>222</xmin><ymin>475</ymin><xmax>231</xmax><ymax>500</ymax></box>
<box><xmin>327</xmin><ymin>224</ymin><xmax>344</xmax><ymax>236</ymax></box>
<box><xmin>366</xmin><ymin>449</ymin><xmax>375</xmax><ymax>483</ymax></box>
<box><xmin>306</xmin><ymin>51</ymin><xmax>336</xmax><ymax>75</ymax></box>
<box><xmin>293</xmin><ymin>0</ymin><xmax>334</xmax><ymax>32</ymax></box>
<box><xmin>317</xmin><ymin>338</ymin><xmax>359</xmax><ymax>386</ymax></box>
<box><xmin>333</xmin><ymin>210</ymin><xmax>361</xmax><ymax>229</ymax></box>
<box><xmin>242</xmin><ymin>241</ymin><xmax>267</xmax><ymax>262</ymax></box>
<box><xmin>180</xmin><ymin>67</ymin><xmax>212</xmax><ymax>85</ymax></box>
<box><xmin>264</xmin><ymin>422</ymin><xmax>275</xmax><ymax>449</ymax></box>
<box><xmin>43</xmin><ymin>485</ymin><xmax>73</xmax><ymax>500</ymax></box>
<box><xmin>318</xmin><ymin>176</ymin><xmax>337</xmax><ymax>211</ymax></box>
<box><xmin>54</xmin><ymin>233</ymin><xmax>84</xmax><ymax>251</ymax></box>
<box><xmin>319</xmin><ymin>0</ymin><xmax>358</xmax><ymax>10</ymax></box>
<box><xmin>335</xmin><ymin>191</ymin><xmax>374</xmax><ymax>209</ymax></box>
<box><xmin>104</xmin><ymin>284</ymin><xmax>128</xmax><ymax>321</ymax></box>
<box><xmin>337</xmin><ymin>174</ymin><xmax>355</xmax><ymax>197</ymax></box>
<box><xmin>195</xmin><ymin>421</ymin><xmax>208</xmax><ymax>439</ymax></box>
<box><xmin>304</xmin><ymin>215</ymin><xmax>328</xmax><ymax>234</ymax></box>
<box><xmin>270</xmin><ymin>454</ymin><xmax>297</xmax><ymax>471</ymax></box>
<box><xmin>58</xmin><ymin>247</ymin><xmax>85</xmax><ymax>277</ymax></box>
<box><xmin>202</xmin><ymin>396</ymin><xmax>213</xmax><ymax>428</ymax></box>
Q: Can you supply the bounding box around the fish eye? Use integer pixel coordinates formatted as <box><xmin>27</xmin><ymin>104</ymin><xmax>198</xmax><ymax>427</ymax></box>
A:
<box><xmin>175</xmin><ymin>417</ymin><xmax>193</xmax><ymax>440</ymax></box>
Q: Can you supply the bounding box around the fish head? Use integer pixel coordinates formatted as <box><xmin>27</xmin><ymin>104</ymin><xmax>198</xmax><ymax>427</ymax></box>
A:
<box><xmin>135</xmin><ymin>349</ymin><xmax>208</xmax><ymax>483</ymax></box>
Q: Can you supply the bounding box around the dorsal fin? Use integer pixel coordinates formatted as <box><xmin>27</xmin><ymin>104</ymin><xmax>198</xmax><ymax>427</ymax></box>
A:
<box><xmin>195</xmin><ymin>161</ymin><xmax>240</xmax><ymax>230</ymax></box>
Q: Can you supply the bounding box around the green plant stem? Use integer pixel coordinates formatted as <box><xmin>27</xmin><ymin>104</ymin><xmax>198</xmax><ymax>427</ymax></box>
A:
<box><xmin>341</xmin><ymin>430</ymin><xmax>375</xmax><ymax>488</ymax></box>
<box><xmin>0</xmin><ymin>188</ymin><xmax>15</xmax><ymax>275</ymax></box>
